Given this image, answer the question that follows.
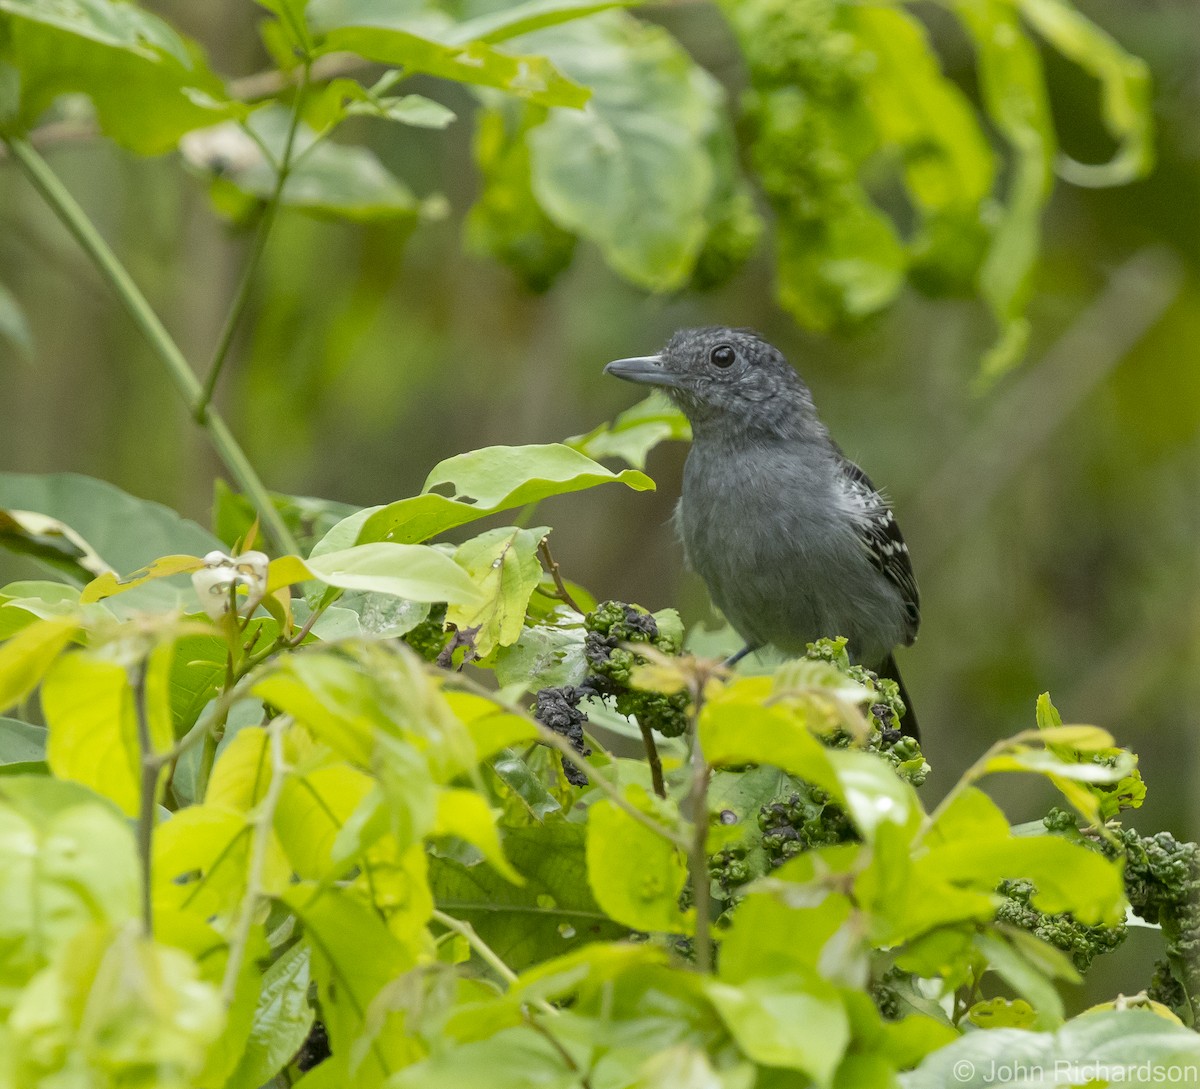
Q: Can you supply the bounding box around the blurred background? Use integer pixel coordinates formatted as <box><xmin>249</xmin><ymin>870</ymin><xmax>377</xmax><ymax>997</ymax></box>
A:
<box><xmin>1</xmin><ymin>0</ymin><xmax>1197</xmax><ymax>997</ymax></box>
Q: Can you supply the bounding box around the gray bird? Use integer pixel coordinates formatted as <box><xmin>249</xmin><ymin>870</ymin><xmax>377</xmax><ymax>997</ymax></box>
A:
<box><xmin>605</xmin><ymin>326</ymin><xmax>920</xmax><ymax>739</ymax></box>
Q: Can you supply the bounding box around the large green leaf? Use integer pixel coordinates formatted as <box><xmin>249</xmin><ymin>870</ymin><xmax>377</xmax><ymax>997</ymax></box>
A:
<box><xmin>429</xmin><ymin>821</ymin><xmax>625</xmax><ymax>970</ymax></box>
<box><xmin>0</xmin><ymin>615</ymin><xmax>77</xmax><ymax>713</ymax></box>
<box><xmin>184</xmin><ymin>106</ymin><xmax>423</xmax><ymax>224</ymax></box>
<box><xmin>446</xmin><ymin>525</ymin><xmax>548</xmax><ymax>658</ymax></box>
<box><xmin>0</xmin><ymin>473</ymin><xmax>222</xmax><ymax>611</ymax></box>
<box><xmin>306</xmin><ymin>0</ymin><xmax>589</xmax><ymax>109</ymax></box>
<box><xmin>902</xmin><ymin>1009</ymin><xmax>1200</xmax><ymax>1088</ymax></box>
<box><xmin>224</xmin><ymin>941</ymin><xmax>315</xmax><ymax>1089</ymax></box>
<box><xmin>302</xmin><ymin>542</ymin><xmax>484</xmax><ymax>605</ymax></box>
<box><xmin>356</xmin><ymin>444</ymin><xmax>652</xmax><ymax>546</ymax></box>
<box><xmin>945</xmin><ymin>0</ymin><xmax>1054</xmax><ymax>380</ymax></box>
<box><xmin>704</xmin><ymin>973</ymin><xmax>849</xmax><ymax>1082</ymax></box>
<box><xmin>285</xmin><ymin>884</ymin><xmax>417</xmax><ymax>1088</ymax></box>
<box><xmin>585</xmin><ymin>793</ymin><xmax>690</xmax><ymax>935</ymax></box>
<box><xmin>0</xmin><ymin>777</ymin><xmax>139</xmax><ymax>1008</ymax></box>
<box><xmin>1017</xmin><ymin>0</ymin><xmax>1153</xmax><ymax>187</ymax></box>
<box><xmin>520</xmin><ymin>12</ymin><xmax>727</xmax><ymax>290</ymax></box>
<box><xmin>41</xmin><ymin>646</ymin><xmax>174</xmax><ymax>817</ymax></box>
<box><xmin>566</xmin><ymin>392</ymin><xmax>691</xmax><ymax>471</ymax></box>
<box><xmin>0</xmin><ymin>0</ymin><xmax>236</xmax><ymax>154</ymax></box>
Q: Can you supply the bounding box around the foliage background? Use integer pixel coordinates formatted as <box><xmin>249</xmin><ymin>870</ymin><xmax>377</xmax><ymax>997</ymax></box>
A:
<box><xmin>1</xmin><ymin>0</ymin><xmax>1198</xmax><ymax>1008</ymax></box>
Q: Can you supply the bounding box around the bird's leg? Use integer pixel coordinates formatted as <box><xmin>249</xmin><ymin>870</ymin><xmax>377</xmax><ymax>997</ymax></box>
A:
<box><xmin>724</xmin><ymin>643</ymin><xmax>762</xmax><ymax>669</ymax></box>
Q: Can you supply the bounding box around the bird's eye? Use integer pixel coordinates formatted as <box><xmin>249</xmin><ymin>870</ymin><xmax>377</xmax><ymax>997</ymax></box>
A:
<box><xmin>710</xmin><ymin>344</ymin><xmax>736</xmax><ymax>368</ymax></box>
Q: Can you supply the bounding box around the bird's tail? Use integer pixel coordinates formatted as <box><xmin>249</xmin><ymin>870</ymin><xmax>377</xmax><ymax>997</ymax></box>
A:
<box><xmin>879</xmin><ymin>653</ymin><xmax>920</xmax><ymax>742</ymax></box>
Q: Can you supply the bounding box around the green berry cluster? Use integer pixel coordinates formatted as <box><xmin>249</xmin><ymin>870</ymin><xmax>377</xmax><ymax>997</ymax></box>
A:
<box><xmin>996</xmin><ymin>878</ymin><xmax>1127</xmax><ymax>973</ymax></box>
<box><xmin>584</xmin><ymin>601</ymin><xmax>691</xmax><ymax>738</ymax></box>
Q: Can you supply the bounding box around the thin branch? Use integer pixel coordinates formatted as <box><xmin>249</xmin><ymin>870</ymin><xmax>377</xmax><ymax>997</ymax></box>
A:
<box><xmin>222</xmin><ymin>717</ymin><xmax>290</xmax><ymax>1005</ymax></box>
<box><xmin>523</xmin><ymin>1012</ymin><xmax>594</xmax><ymax>1089</ymax></box>
<box><xmin>195</xmin><ymin>63</ymin><xmax>312</xmax><ymax>423</ymax></box>
<box><xmin>133</xmin><ymin>660</ymin><xmax>157</xmax><ymax>937</ymax></box>
<box><xmin>537</xmin><ymin>539</ymin><xmax>584</xmax><ymax>614</ymax></box>
<box><xmin>431</xmin><ymin>908</ymin><xmax>518</xmax><ymax>985</ymax></box>
<box><xmin>637</xmin><ymin>716</ymin><xmax>666</xmax><ymax>799</ymax></box>
<box><xmin>1</xmin><ymin>136</ymin><xmax>299</xmax><ymax>556</ymax></box>
<box><xmin>686</xmin><ymin>729</ymin><xmax>712</xmax><ymax>973</ymax></box>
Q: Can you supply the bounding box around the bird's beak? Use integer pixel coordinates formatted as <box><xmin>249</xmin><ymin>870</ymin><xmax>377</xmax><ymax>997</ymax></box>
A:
<box><xmin>603</xmin><ymin>354</ymin><xmax>680</xmax><ymax>388</ymax></box>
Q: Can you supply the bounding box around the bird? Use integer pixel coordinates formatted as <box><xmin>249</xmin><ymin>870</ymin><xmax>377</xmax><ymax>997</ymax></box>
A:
<box><xmin>604</xmin><ymin>326</ymin><xmax>921</xmax><ymax>739</ymax></box>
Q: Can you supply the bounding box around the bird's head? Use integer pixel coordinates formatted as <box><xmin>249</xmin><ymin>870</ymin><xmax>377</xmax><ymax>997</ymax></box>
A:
<box><xmin>604</xmin><ymin>327</ymin><xmax>814</xmax><ymax>436</ymax></box>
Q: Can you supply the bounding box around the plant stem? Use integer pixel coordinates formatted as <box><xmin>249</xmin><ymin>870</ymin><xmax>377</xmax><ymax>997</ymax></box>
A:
<box><xmin>687</xmin><ymin>733</ymin><xmax>712</xmax><ymax>973</ymax></box>
<box><xmin>195</xmin><ymin>63</ymin><xmax>311</xmax><ymax>423</ymax></box>
<box><xmin>637</xmin><ymin>717</ymin><xmax>666</xmax><ymax>799</ymax></box>
<box><xmin>133</xmin><ymin>660</ymin><xmax>157</xmax><ymax>937</ymax></box>
<box><xmin>2</xmin><ymin>136</ymin><xmax>299</xmax><ymax>556</ymax></box>
<box><xmin>222</xmin><ymin>716</ymin><xmax>289</xmax><ymax>1004</ymax></box>
<box><xmin>431</xmin><ymin>908</ymin><xmax>518</xmax><ymax>985</ymax></box>
<box><xmin>537</xmin><ymin>539</ymin><xmax>584</xmax><ymax>614</ymax></box>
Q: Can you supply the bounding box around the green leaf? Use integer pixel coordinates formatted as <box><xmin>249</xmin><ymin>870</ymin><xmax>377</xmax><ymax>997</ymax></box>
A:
<box><xmin>1017</xmin><ymin>0</ymin><xmax>1153</xmax><ymax>187</ymax></box>
<box><xmin>358</xmin><ymin>444</ymin><xmax>653</xmax><ymax>545</ymax></box>
<box><xmin>3</xmin><ymin>924</ymin><xmax>225</xmax><ymax>1085</ymax></box>
<box><xmin>698</xmin><ymin>680</ymin><xmax>843</xmax><ymax>802</ymax></box>
<box><xmin>433</xmin><ymin>788</ymin><xmax>523</xmax><ymax>885</ymax></box>
<box><xmin>826</xmin><ymin>749</ymin><xmax>923</xmax><ymax>841</ymax></box>
<box><xmin>429</xmin><ymin>821</ymin><xmax>623</xmax><ymax>970</ymax></box>
<box><xmin>0</xmin><ymin>507</ymin><xmax>112</xmax><ymax>586</ymax></box>
<box><xmin>306</xmin><ymin>0</ymin><xmax>590</xmax><ymax>109</ymax></box>
<box><xmin>449</xmin><ymin>0</ymin><xmax>637</xmax><ymax>45</ymax></box>
<box><xmin>585</xmin><ymin>792</ymin><xmax>690</xmax><ymax>934</ymax></box>
<box><xmin>973</xmin><ymin>930</ymin><xmax>1066</xmax><ymax>1029</ymax></box>
<box><xmin>225</xmin><ymin>941</ymin><xmax>315</xmax><ymax>1089</ymax></box>
<box><xmin>284</xmin><ymin>883</ymin><xmax>416</xmax><ymax>1088</ymax></box>
<box><xmin>466</xmin><ymin>101</ymin><xmax>577</xmax><ymax>293</ymax></box>
<box><xmin>904</xmin><ymin>1008</ymin><xmax>1200</xmax><ymax>1088</ymax></box>
<box><xmin>41</xmin><ymin>646</ymin><xmax>172</xmax><ymax>817</ymax></box>
<box><xmin>0</xmin><ymin>282</ymin><xmax>31</xmax><ymax>359</ymax></box>
<box><xmin>566</xmin><ymin>391</ymin><xmax>691</xmax><ymax>470</ymax></box>
<box><xmin>0</xmin><ymin>615</ymin><xmax>77</xmax><ymax>713</ymax></box>
<box><xmin>447</xmin><ymin>526</ymin><xmax>547</xmax><ymax>658</ymax></box>
<box><xmin>79</xmin><ymin>553</ymin><xmax>204</xmax><ymax>603</ymax></box>
<box><xmin>917</xmin><ymin>834</ymin><xmax>1125</xmax><ymax>926</ymax></box>
<box><xmin>522</xmin><ymin>13</ymin><xmax>727</xmax><ymax>290</ymax></box>
<box><xmin>0</xmin><ymin>473</ymin><xmax>222</xmax><ymax>611</ymax></box>
<box><xmin>0</xmin><ymin>0</ymin><xmax>236</xmax><ymax>154</ymax></box>
<box><xmin>184</xmin><ymin>106</ymin><xmax>423</xmax><ymax>223</ymax></box>
<box><xmin>0</xmin><ymin>717</ymin><xmax>44</xmax><ymax>764</ymax></box>
<box><xmin>304</xmin><ymin>542</ymin><xmax>484</xmax><ymax>605</ymax></box>
<box><xmin>948</xmin><ymin>0</ymin><xmax>1054</xmax><ymax>382</ymax></box>
<box><xmin>387</xmin><ymin>1024</ymin><xmax>582</xmax><ymax>1089</ymax></box>
<box><xmin>0</xmin><ymin>777</ymin><xmax>139</xmax><ymax>1006</ymax></box>
<box><xmin>489</xmin><ymin>749</ymin><xmax>564</xmax><ymax>821</ymax></box>
<box><xmin>719</xmin><ymin>884</ymin><xmax>855</xmax><ymax>984</ymax></box>
<box><xmin>775</xmin><ymin>202</ymin><xmax>906</xmax><ymax>331</ymax></box>
<box><xmin>152</xmin><ymin>802</ymin><xmax>289</xmax><ymax>919</ymax></box>
<box><xmin>275</xmin><ymin>763</ymin><xmax>375</xmax><ymax>881</ymax></box>
<box><xmin>491</xmin><ymin>621</ymin><xmax>588</xmax><ymax>691</ymax></box>
<box><xmin>704</xmin><ymin>973</ymin><xmax>849</xmax><ymax>1082</ymax></box>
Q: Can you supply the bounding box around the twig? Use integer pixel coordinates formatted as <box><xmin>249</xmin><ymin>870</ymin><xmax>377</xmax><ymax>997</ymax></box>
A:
<box><xmin>686</xmin><ymin>722</ymin><xmax>712</xmax><ymax>973</ymax></box>
<box><xmin>523</xmin><ymin>1012</ymin><xmax>594</xmax><ymax>1089</ymax></box>
<box><xmin>222</xmin><ymin>717</ymin><xmax>290</xmax><ymax>1004</ymax></box>
<box><xmin>431</xmin><ymin>908</ymin><xmax>518</xmax><ymax>984</ymax></box>
<box><xmin>1</xmin><ymin>136</ymin><xmax>299</xmax><ymax>556</ymax></box>
<box><xmin>195</xmin><ymin>63</ymin><xmax>312</xmax><ymax>423</ymax></box>
<box><xmin>133</xmin><ymin>660</ymin><xmax>157</xmax><ymax>936</ymax></box>
<box><xmin>637</xmin><ymin>717</ymin><xmax>666</xmax><ymax>799</ymax></box>
<box><xmin>537</xmin><ymin>539</ymin><xmax>584</xmax><ymax>614</ymax></box>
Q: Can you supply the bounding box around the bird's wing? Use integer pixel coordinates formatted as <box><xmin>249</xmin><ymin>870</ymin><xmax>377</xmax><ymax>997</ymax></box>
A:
<box><xmin>837</xmin><ymin>455</ymin><xmax>921</xmax><ymax>642</ymax></box>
